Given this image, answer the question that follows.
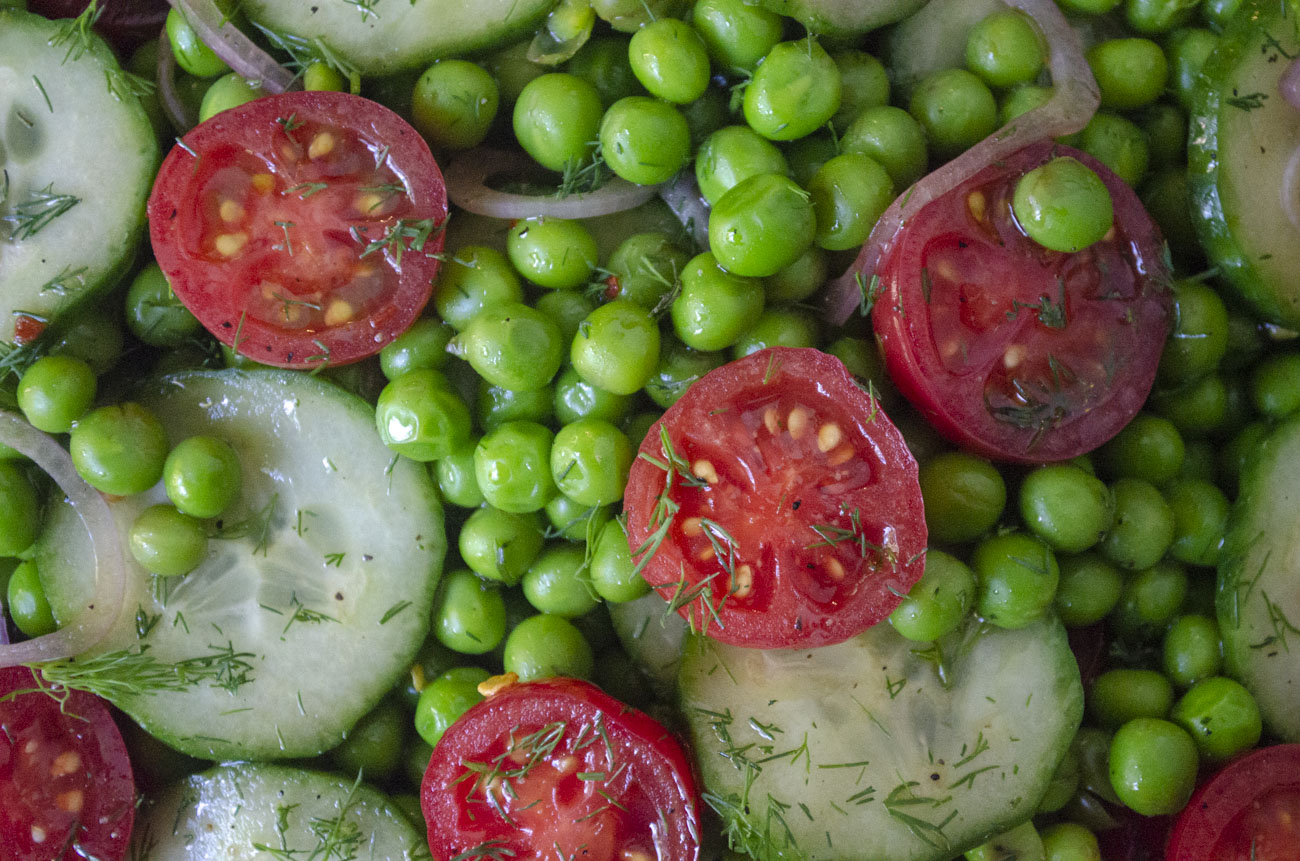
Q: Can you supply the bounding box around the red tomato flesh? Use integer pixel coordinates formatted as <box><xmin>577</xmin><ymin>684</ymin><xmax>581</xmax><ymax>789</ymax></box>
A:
<box><xmin>149</xmin><ymin>91</ymin><xmax>447</xmax><ymax>369</ymax></box>
<box><xmin>0</xmin><ymin>667</ymin><xmax>135</xmax><ymax>861</ymax></box>
<box><xmin>422</xmin><ymin>677</ymin><xmax>700</xmax><ymax>861</ymax></box>
<box><xmin>1167</xmin><ymin>744</ymin><xmax>1300</xmax><ymax>861</ymax></box>
<box><xmin>623</xmin><ymin>347</ymin><xmax>927</xmax><ymax>649</ymax></box>
<box><xmin>873</xmin><ymin>142</ymin><xmax>1172</xmax><ymax>463</ymax></box>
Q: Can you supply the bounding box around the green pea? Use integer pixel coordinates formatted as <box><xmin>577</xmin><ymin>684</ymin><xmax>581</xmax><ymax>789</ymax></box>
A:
<box><xmin>622</xmin><ymin>411</ymin><xmax>659</xmax><ymax>448</ymax></box>
<box><xmin>830</xmin><ymin>50</ymin><xmax>890</xmax><ymax>134</ymax></box>
<box><xmin>1054</xmin><ymin>553</ymin><xmax>1124</xmax><ymax>627</ymax></box>
<box><xmin>672</xmin><ymin>252</ymin><xmax>765</xmax><ymax>351</ymax></box>
<box><xmin>1126</xmin><ymin>0</ymin><xmax>1201</xmax><ymax>33</ymax></box>
<box><xmin>709</xmin><ymin>173</ymin><xmax>816</xmax><ymax>278</ymax></box>
<box><xmin>70</xmin><ymin>403</ymin><xmax>169</xmax><ymax>496</ymax></box>
<box><xmin>599</xmin><ymin>96</ymin><xmax>692</xmax><ymax>186</ymax></box>
<box><xmin>919</xmin><ymin>451</ymin><xmax>1006</xmax><ymax>544</ymax></box>
<box><xmin>1162</xmin><ymin>614</ymin><xmax>1222</xmax><ymax>688</ymax></box>
<box><xmin>590</xmin><ymin>517</ymin><xmax>649</xmax><ymax>603</ymax></box>
<box><xmin>1170</xmin><ymin>676</ymin><xmax>1262</xmax><ymax>762</ymax></box>
<box><xmin>434</xmin><ymin>569</ymin><xmax>507</xmax><ymax>655</ymax></box>
<box><xmin>1089</xmin><ymin>668</ymin><xmax>1174</xmax><ymax>728</ymax></box>
<box><xmin>16</xmin><ymin>354</ymin><xmax>96</xmax><ymax>434</ymax></box>
<box><xmin>0</xmin><ymin>462</ymin><xmax>39</xmax><ymax>557</ymax></box>
<box><xmin>1072</xmin><ymin>726</ymin><xmax>1122</xmax><ymax>806</ymax></box>
<box><xmin>331</xmin><ymin>698</ymin><xmax>404</xmax><ymax>782</ymax></box>
<box><xmin>1110</xmin><ymin>560</ymin><xmax>1189</xmax><ymax>641</ymax></box>
<box><xmin>1087</xmin><ymin>38</ymin><xmax>1168</xmax><ymax>109</ymax></box>
<box><xmin>512</xmin><ymin>73</ymin><xmax>603</xmax><ymax>172</ymax></box>
<box><xmin>477</xmin><ymin>380</ymin><xmax>554</xmax><ymax>431</ymax></box>
<box><xmin>765</xmin><ymin>246</ymin><xmax>828</xmax><ymax>305</ymax></box>
<box><xmin>1019</xmin><ymin>463</ymin><xmax>1113</xmax><ymax>553</ymax></box>
<box><xmin>965</xmin><ymin>821</ymin><xmax>1044</xmax><ymax>861</ymax></box>
<box><xmin>965</xmin><ymin>10</ymin><xmax>1045</xmax><ymax>89</ymax></box>
<box><xmin>535</xmin><ymin>290</ymin><xmax>597</xmax><ymax>344</ymax></box>
<box><xmin>432</xmin><ymin>437</ymin><xmax>482</xmax><ymax>509</ymax></box>
<box><xmin>414</xmin><ymin>667</ymin><xmax>489</xmax><ymax>747</ymax></box>
<box><xmin>1159</xmin><ymin>280</ymin><xmax>1230</xmax><ymax>385</ymax></box>
<box><xmin>1040</xmin><ymin>823</ymin><xmax>1101</xmax><ymax>861</ymax></box>
<box><xmin>544</xmin><ymin>496</ymin><xmax>610</xmax><ymax>543</ymax></box>
<box><xmin>49</xmin><ymin>305</ymin><xmax>124</xmax><ymax>377</ymax></box>
<box><xmin>1143</xmin><ymin>170</ymin><xmax>1202</xmax><ymax>265</ymax></box>
<box><xmin>1249</xmin><ymin>351</ymin><xmax>1300</xmax><ymax>418</ymax></box>
<box><xmin>646</xmin><ymin>338</ymin><xmax>723</xmax><ymax>409</ymax></box>
<box><xmin>1166</xmin><ymin>28</ymin><xmax>1218</xmax><ymax>110</ymax></box>
<box><xmin>302</xmin><ymin>61</ymin><xmax>345</xmax><ymax>93</ymax></box>
<box><xmin>972</xmin><ymin>531</ymin><xmax>1059</xmax><ymax>630</ymax></box>
<box><xmin>1037</xmin><ymin>748</ymin><xmax>1081</xmax><ymax>814</ymax></box>
<box><xmin>889</xmin><ymin>549</ymin><xmax>976</xmax><ymax>642</ymax></box>
<box><xmin>743</xmin><ymin>38</ymin><xmax>842</xmax><ymax>141</ymax></box>
<box><xmin>732</xmin><ymin>308</ymin><xmax>819</xmax><ymax>359</ymax></box>
<box><xmin>551</xmin><ymin>418</ymin><xmax>633</xmax><ymax>507</ymax></box>
<box><xmin>1079</xmin><ymin>112</ymin><xmax>1150</xmax><ymax>187</ymax></box>
<box><xmin>606</xmin><ymin>232</ymin><xmax>690</xmax><ymax>310</ymax></box>
<box><xmin>504</xmin><ymin>613</ymin><xmax>595</xmax><ymax>680</ymax></box>
<box><xmin>999</xmin><ymin>84</ymin><xmax>1053</xmax><ymax>127</ymax></box>
<box><xmin>522</xmin><ymin>544</ymin><xmax>599</xmax><ymax>618</ymax></box>
<box><xmin>412</xmin><ymin>60</ymin><xmax>499</xmax><ymax>151</ymax></box>
<box><xmin>1012</xmin><ymin>157</ymin><xmax>1114</xmax><ymax>253</ymax></box>
<box><xmin>1108</xmin><ymin>718</ymin><xmax>1198</xmax><ymax>816</ymax></box>
<box><xmin>908</xmin><ymin>68</ymin><xmax>997</xmax><ymax>160</ymax></box>
<box><xmin>1219</xmin><ymin>420</ymin><xmax>1268</xmax><ymax>498</ymax></box>
<box><xmin>7</xmin><ymin>560</ymin><xmax>55</xmax><ymax>637</ymax></box>
<box><xmin>129</xmin><ymin>504</ymin><xmax>209</xmax><ymax>578</ymax></box>
<box><xmin>507</xmin><ymin>218</ymin><xmax>598</xmax><ymax>290</ymax></box>
<box><xmin>553</xmin><ymin>366</ymin><xmax>631</xmax><ymax>425</ymax></box>
<box><xmin>125</xmin><ymin>262</ymin><xmax>201</xmax><ymax>348</ymax></box>
<box><xmin>1098</xmin><ymin>413</ymin><xmax>1185</xmax><ymax>485</ymax></box>
<box><xmin>784</xmin><ymin>132</ymin><xmax>839</xmax><ymax>187</ymax></box>
<box><xmin>571</xmin><ymin>299</ymin><xmax>660</xmax><ymax>396</ymax></box>
<box><xmin>198</xmin><ymin>73</ymin><xmax>263</xmax><ymax>123</ymax></box>
<box><xmin>434</xmin><ymin>246</ymin><xmax>524</xmax><ymax>330</ymax></box>
<box><xmin>474</xmin><ymin>421</ymin><xmax>556</xmax><ymax>514</ymax></box>
<box><xmin>692</xmin><ymin>0</ymin><xmax>783</xmax><ymax>73</ymax></box>
<box><xmin>808</xmin><ymin>152</ymin><xmax>894</xmax><ymax>252</ymax></box>
<box><xmin>627</xmin><ymin>18</ymin><xmax>710</xmax><ymax>104</ymax></box>
<box><xmin>1151</xmin><ymin>372</ymin><xmax>1238</xmax><ymax>438</ymax></box>
<box><xmin>165</xmin><ymin>8</ymin><xmax>228</xmax><ymax>78</ymax></box>
<box><xmin>695</xmin><ymin>125</ymin><xmax>790</xmax><ymax>206</ymax></box>
<box><xmin>681</xmin><ymin>85</ymin><xmax>730</xmax><ymax>148</ymax></box>
<box><xmin>1141</xmin><ymin>103</ymin><xmax>1188</xmax><ymax>168</ymax></box>
<box><xmin>1164</xmin><ymin>478</ymin><xmax>1228</xmax><ymax>567</ymax></box>
<box><xmin>163</xmin><ymin>435</ymin><xmax>242</xmax><ymax>519</ymax></box>
<box><xmin>375</xmin><ymin>369</ymin><xmax>471</xmax><ymax>462</ymax></box>
<box><xmin>454</xmin><ymin>302</ymin><xmax>564</xmax><ymax>392</ymax></box>
<box><xmin>1202</xmin><ymin>0</ymin><xmax>1244</xmax><ymax>29</ymax></box>
<box><xmin>567</xmin><ymin>36</ymin><xmax>639</xmax><ymax>107</ymax></box>
<box><xmin>458</xmin><ymin>506</ymin><xmax>545</xmax><ymax>586</ymax></box>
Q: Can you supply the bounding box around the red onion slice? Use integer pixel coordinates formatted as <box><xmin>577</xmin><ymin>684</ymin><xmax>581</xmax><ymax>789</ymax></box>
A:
<box><xmin>822</xmin><ymin>0</ymin><xmax>1100</xmax><ymax>325</ymax></box>
<box><xmin>445</xmin><ymin>148</ymin><xmax>663</xmax><ymax>220</ymax></box>
<box><xmin>168</xmin><ymin>0</ymin><xmax>296</xmax><ymax>95</ymax></box>
<box><xmin>1281</xmin><ymin>56</ymin><xmax>1300</xmax><ymax>112</ymax></box>
<box><xmin>0</xmin><ymin>412</ymin><xmax>126</xmax><ymax>667</ymax></box>
<box><xmin>157</xmin><ymin>28</ymin><xmax>198</xmax><ymax>133</ymax></box>
<box><xmin>658</xmin><ymin>171</ymin><xmax>711</xmax><ymax>251</ymax></box>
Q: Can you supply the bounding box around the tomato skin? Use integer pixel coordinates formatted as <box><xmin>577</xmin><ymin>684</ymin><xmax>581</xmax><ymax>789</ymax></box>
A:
<box><xmin>421</xmin><ymin>676</ymin><xmax>701</xmax><ymax>861</ymax></box>
<box><xmin>0</xmin><ymin>667</ymin><xmax>135</xmax><ymax>861</ymax></box>
<box><xmin>623</xmin><ymin>347</ymin><xmax>927</xmax><ymax>649</ymax></box>
<box><xmin>149</xmin><ymin>91</ymin><xmax>447</xmax><ymax>370</ymax></box>
<box><xmin>1167</xmin><ymin>744</ymin><xmax>1300</xmax><ymax>861</ymax></box>
<box><xmin>873</xmin><ymin>142</ymin><xmax>1172</xmax><ymax>464</ymax></box>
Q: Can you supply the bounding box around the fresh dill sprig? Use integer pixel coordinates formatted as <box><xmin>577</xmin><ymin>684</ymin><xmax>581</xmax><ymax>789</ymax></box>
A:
<box><xmin>2</xmin><ymin>183</ymin><xmax>81</xmax><ymax>240</ymax></box>
<box><xmin>354</xmin><ymin>217</ymin><xmax>444</xmax><ymax>265</ymax></box>
<box><xmin>48</xmin><ymin>0</ymin><xmax>103</xmax><ymax>64</ymax></box>
<box><xmin>251</xmin><ymin>23</ymin><xmax>362</xmax><ymax>94</ymax></box>
<box><xmin>27</xmin><ymin>642</ymin><xmax>257</xmax><ymax>702</ymax></box>
<box><xmin>252</xmin><ymin>771</ymin><xmax>365</xmax><ymax>860</ymax></box>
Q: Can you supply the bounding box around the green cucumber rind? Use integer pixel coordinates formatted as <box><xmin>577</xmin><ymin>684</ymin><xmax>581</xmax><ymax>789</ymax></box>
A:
<box><xmin>678</xmin><ymin>617</ymin><xmax>1082</xmax><ymax>861</ymax></box>
<box><xmin>0</xmin><ymin>9</ymin><xmax>158</xmax><ymax>346</ymax></box>
<box><xmin>1216</xmin><ymin>415</ymin><xmax>1300</xmax><ymax>743</ymax></box>
<box><xmin>1187</xmin><ymin>0</ymin><xmax>1300</xmax><ymax>327</ymax></box>
<box><xmin>35</xmin><ymin>369</ymin><xmax>444</xmax><ymax>761</ymax></box>
<box><xmin>240</xmin><ymin>0</ymin><xmax>560</xmax><ymax>76</ymax></box>
<box><xmin>133</xmin><ymin>763</ymin><xmax>431</xmax><ymax>860</ymax></box>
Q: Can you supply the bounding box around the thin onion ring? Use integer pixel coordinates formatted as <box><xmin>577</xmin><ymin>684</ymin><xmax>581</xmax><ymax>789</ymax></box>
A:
<box><xmin>1281</xmin><ymin>56</ymin><xmax>1300</xmax><ymax>112</ymax></box>
<box><xmin>168</xmin><ymin>0</ymin><xmax>297</xmax><ymax>95</ymax></box>
<box><xmin>156</xmin><ymin>26</ymin><xmax>198</xmax><ymax>133</ymax></box>
<box><xmin>822</xmin><ymin>0</ymin><xmax>1100</xmax><ymax>325</ymax></box>
<box><xmin>1282</xmin><ymin>146</ymin><xmax>1300</xmax><ymax>232</ymax></box>
<box><xmin>658</xmin><ymin>170</ymin><xmax>711</xmax><ymax>251</ymax></box>
<box><xmin>0</xmin><ymin>412</ymin><xmax>126</xmax><ymax>667</ymax></box>
<box><xmin>445</xmin><ymin>148</ymin><xmax>662</xmax><ymax>220</ymax></box>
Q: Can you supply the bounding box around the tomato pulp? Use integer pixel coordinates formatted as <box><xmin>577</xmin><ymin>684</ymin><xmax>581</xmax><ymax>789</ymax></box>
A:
<box><xmin>623</xmin><ymin>347</ymin><xmax>927</xmax><ymax>648</ymax></box>
<box><xmin>149</xmin><ymin>91</ymin><xmax>447</xmax><ymax>369</ymax></box>
<box><xmin>0</xmin><ymin>667</ymin><xmax>135</xmax><ymax>861</ymax></box>
<box><xmin>873</xmin><ymin>142</ymin><xmax>1172</xmax><ymax>463</ymax></box>
<box><xmin>1167</xmin><ymin>744</ymin><xmax>1300</xmax><ymax>860</ymax></box>
<box><xmin>422</xmin><ymin>677</ymin><xmax>700</xmax><ymax>861</ymax></box>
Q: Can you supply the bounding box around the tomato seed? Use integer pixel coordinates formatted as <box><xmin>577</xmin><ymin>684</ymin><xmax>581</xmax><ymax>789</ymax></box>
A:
<box><xmin>215</xmin><ymin>232</ymin><xmax>248</xmax><ymax>257</ymax></box>
<box><xmin>691</xmin><ymin>460</ymin><xmax>719</xmax><ymax>484</ymax></box>
<box><xmin>324</xmin><ymin>299</ymin><xmax>354</xmax><ymax>327</ymax></box>
<box><xmin>251</xmin><ymin>173</ymin><xmax>274</xmax><ymax>194</ymax></box>
<box><xmin>787</xmin><ymin>406</ymin><xmax>812</xmax><ymax>439</ymax></box>
<box><xmin>816</xmin><ymin>423</ymin><xmax>843</xmax><ymax>453</ymax></box>
<box><xmin>968</xmin><ymin>190</ymin><xmax>987</xmax><ymax>222</ymax></box>
<box><xmin>763</xmin><ymin>406</ymin><xmax>780</xmax><ymax>435</ymax></box>
<box><xmin>57</xmin><ymin>789</ymin><xmax>84</xmax><ymax>814</ymax></box>
<box><xmin>826</xmin><ymin>558</ymin><xmax>846</xmax><ymax>581</ymax></box>
<box><xmin>681</xmin><ymin>517</ymin><xmax>703</xmax><ymax>537</ymax></box>
<box><xmin>732</xmin><ymin>564</ymin><xmax>754</xmax><ymax>598</ymax></box>
<box><xmin>827</xmin><ymin>445</ymin><xmax>855</xmax><ymax>467</ymax></box>
<box><xmin>218</xmin><ymin>199</ymin><xmax>244</xmax><ymax>223</ymax></box>
<box><xmin>50</xmin><ymin>749</ymin><xmax>82</xmax><ymax>777</ymax></box>
<box><xmin>308</xmin><ymin>132</ymin><xmax>336</xmax><ymax>159</ymax></box>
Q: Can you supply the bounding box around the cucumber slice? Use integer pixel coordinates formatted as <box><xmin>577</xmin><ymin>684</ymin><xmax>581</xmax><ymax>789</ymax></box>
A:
<box><xmin>133</xmin><ymin>764</ymin><xmax>430</xmax><ymax>860</ymax></box>
<box><xmin>0</xmin><ymin>9</ymin><xmax>158</xmax><ymax>346</ymax></box>
<box><xmin>34</xmin><ymin>369</ymin><xmax>444</xmax><ymax>761</ymax></box>
<box><xmin>1188</xmin><ymin>1</ymin><xmax>1300</xmax><ymax>327</ymax></box>
<box><xmin>1217</xmin><ymin>415</ymin><xmax>1300</xmax><ymax>743</ymax></box>
<box><xmin>679</xmin><ymin>617</ymin><xmax>1082</xmax><ymax>861</ymax></box>
<box><xmin>241</xmin><ymin>0</ymin><xmax>559</xmax><ymax>76</ymax></box>
<box><xmin>755</xmin><ymin>0</ymin><xmax>927</xmax><ymax>38</ymax></box>
<box><xmin>608</xmin><ymin>591</ymin><xmax>688</xmax><ymax>701</ymax></box>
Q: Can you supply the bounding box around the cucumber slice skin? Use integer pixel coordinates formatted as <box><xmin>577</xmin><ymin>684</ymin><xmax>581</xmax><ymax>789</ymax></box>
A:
<box><xmin>755</xmin><ymin>0</ymin><xmax>928</xmax><ymax>38</ymax></box>
<box><xmin>133</xmin><ymin>764</ymin><xmax>431</xmax><ymax>860</ymax></box>
<box><xmin>678</xmin><ymin>617</ymin><xmax>1083</xmax><ymax>861</ymax></box>
<box><xmin>240</xmin><ymin>0</ymin><xmax>560</xmax><ymax>76</ymax></box>
<box><xmin>1217</xmin><ymin>415</ymin><xmax>1300</xmax><ymax>743</ymax></box>
<box><xmin>34</xmin><ymin>369</ymin><xmax>444</xmax><ymax>761</ymax></box>
<box><xmin>1188</xmin><ymin>1</ymin><xmax>1300</xmax><ymax>327</ymax></box>
<box><xmin>0</xmin><ymin>9</ymin><xmax>158</xmax><ymax>346</ymax></box>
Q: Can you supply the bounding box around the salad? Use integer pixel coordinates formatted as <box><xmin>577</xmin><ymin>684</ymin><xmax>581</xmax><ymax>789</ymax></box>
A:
<box><xmin>0</xmin><ymin>0</ymin><xmax>1298</xmax><ymax>858</ymax></box>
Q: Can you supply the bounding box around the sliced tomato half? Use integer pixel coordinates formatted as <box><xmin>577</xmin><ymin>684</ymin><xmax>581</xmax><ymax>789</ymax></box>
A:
<box><xmin>0</xmin><ymin>666</ymin><xmax>135</xmax><ymax>861</ymax></box>
<box><xmin>623</xmin><ymin>347</ymin><xmax>926</xmax><ymax>649</ymax></box>
<box><xmin>1167</xmin><ymin>744</ymin><xmax>1300</xmax><ymax>860</ymax></box>
<box><xmin>149</xmin><ymin>91</ymin><xmax>447</xmax><ymax>369</ymax></box>
<box><xmin>873</xmin><ymin>142</ymin><xmax>1172</xmax><ymax>463</ymax></box>
<box><xmin>422</xmin><ymin>676</ymin><xmax>700</xmax><ymax>861</ymax></box>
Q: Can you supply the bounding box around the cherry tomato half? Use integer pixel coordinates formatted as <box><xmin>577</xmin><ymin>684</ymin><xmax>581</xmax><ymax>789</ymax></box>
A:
<box><xmin>421</xmin><ymin>676</ymin><xmax>701</xmax><ymax>861</ymax></box>
<box><xmin>0</xmin><ymin>666</ymin><xmax>135</xmax><ymax>861</ymax></box>
<box><xmin>149</xmin><ymin>91</ymin><xmax>448</xmax><ymax>369</ymax></box>
<box><xmin>873</xmin><ymin>142</ymin><xmax>1172</xmax><ymax>463</ymax></box>
<box><xmin>1166</xmin><ymin>744</ymin><xmax>1300</xmax><ymax>860</ymax></box>
<box><xmin>623</xmin><ymin>347</ymin><xmax>927</xmax><ymax>649</ymax></box>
